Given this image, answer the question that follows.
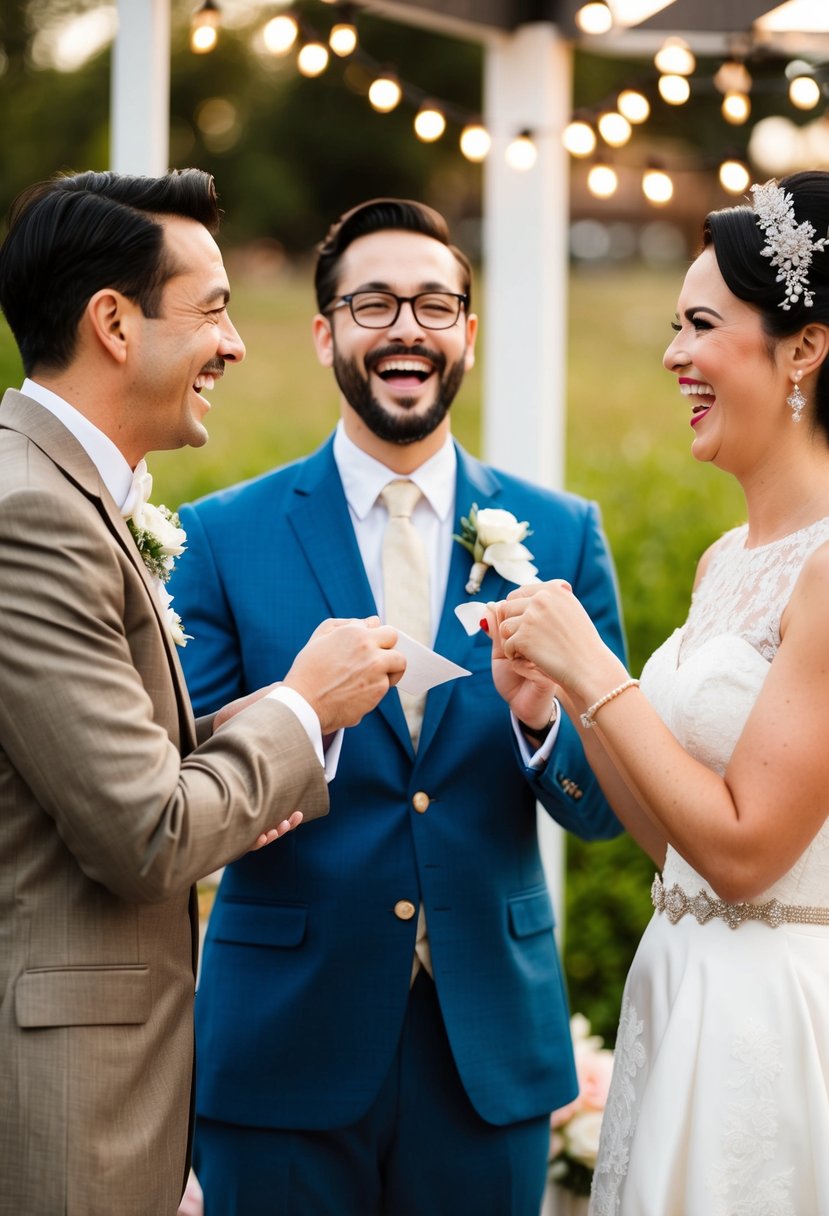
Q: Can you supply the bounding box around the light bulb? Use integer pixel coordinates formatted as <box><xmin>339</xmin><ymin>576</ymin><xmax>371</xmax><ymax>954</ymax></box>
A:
<box><xmin>642</xmin><ymin>168</ymin><xmax>673</xmax><ymax>204</ymax></box>
<box><xmin>598</xmin><ymin>111</ymin><xmax>632</xmax><ymax>147</ymax></box>
<box><xmin>329</xmin><ymin>22</ymin><xmax>357</xmax><ymax>57</ymax></box>
<box><xmin>617</xmin><ymin>89</ymin><xmax>650</xmax><ymax>123</ymax></box>
<box><xmin>714</xmin><ymin>59</ymin><xmax>752</xmax><ymax>95</ymax></box>
<box><xmin>588</xmin><ymin>163</ymin><xmax>618</xmax><ymax>198</ymax></box>
<box><xmin>575</xmin><ymin>1</ymin><xmax>613</xmax><ymax>34</ymax></box>
<box><xmin>263</xmin><ymin>14</ymin><xmax>298</xmax><ymax>55</ymax></box>
<box><xmin>563</xmin><ymin>120</ymin><xmax>597</xmax><ymax>157</ymax></box>
<box><xmin>719</xmin><ymin>160</ymin><xmax>750</xmax><ymax>194</ymax></box>
<box><xmin>414</xmin><ymin>105</ymin><xmax>446</xmax><ymax>142</ymax></box>
<box><xmin>190</xmin><ymin>0</ymin><xmax>220</xmax><ymax>54</ymax></box>
<box><xmin>460</xmin><ymin>124</ymin><xmax>491</xmax><ymax>162</ymax></box>
<box><xmin>368</xmin><ymin>74</ymin><xmax>402</xmax><ymax>113</ymax></box>
<box><xmin>506</xmin><ymin>133</ymin><xmax>537</xmax><ymax>171</ymax></box>
<box><xmin>722</xmin><ymin>91</ymin><xmax>751</xmax><ymax>124</ymax></box>
<box><xmin>654</xmin><ymin>37</ymin><xmax>695</xmax><ymax>76</ymax></box>
<box><xmin>658</xmin><ymin>74</ymin><xmax>690</xmax><ymax>105</ymax></box>
<box><xmin>297</xmin><ymin>41</ymin><xmax>329</xmax><ymax>77</ymax></box>
<box><xmin>789</xmin><ymin>76</ymin><xmax>821</xmax><ymax>110</ymax></box>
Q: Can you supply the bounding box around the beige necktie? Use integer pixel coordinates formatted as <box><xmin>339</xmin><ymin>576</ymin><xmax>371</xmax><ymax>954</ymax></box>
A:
<box><xmin>379</xmin><ymin>479</ymin><xmax>431</xmax><ymax>747</ymax></box>
<box><xmin>380</xmin><ymin>479</ymin><xmax>433</xmax><ymax>982</ymax></box>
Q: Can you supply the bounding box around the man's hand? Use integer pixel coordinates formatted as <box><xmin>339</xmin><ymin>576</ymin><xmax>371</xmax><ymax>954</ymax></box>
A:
<box><xmin>283</xmin><ymin>617</ymin><xmax>406</xmax><ymax>734</ymax></box>
<box><xmin>481</xmin><ymin>598</ymin><xmax>561</xmax><ymax>732</ymax></box>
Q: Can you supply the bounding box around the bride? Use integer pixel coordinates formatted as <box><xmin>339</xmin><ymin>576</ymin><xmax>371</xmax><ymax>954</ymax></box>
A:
<box><xmin>493</xmin><ymin>171</ymin><xmax>829</xmax><ymax>1215</ymax></box>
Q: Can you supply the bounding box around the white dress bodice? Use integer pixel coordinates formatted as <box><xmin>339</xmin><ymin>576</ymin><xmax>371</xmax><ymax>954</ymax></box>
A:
<box><xmin>640</xmin><ymin>517</ymin><xmax>829</xmax><ymax>907</ymax></box>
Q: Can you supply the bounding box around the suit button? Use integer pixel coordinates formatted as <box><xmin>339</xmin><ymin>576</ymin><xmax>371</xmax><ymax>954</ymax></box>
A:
<box><xmin>394</xmin><ymin>900</ymin><xmax>416</xmax><ymax>921</ymax></box>
<box><xmin>412</xmin><ymin>791</ymin><xmax>430</xmax><ymax>814</ymax></box>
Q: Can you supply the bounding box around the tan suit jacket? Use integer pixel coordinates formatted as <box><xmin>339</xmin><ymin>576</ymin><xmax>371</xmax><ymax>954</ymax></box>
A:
<box><xmin>0</xmin><ymin>390</ymin><xmax>328</xmax><ymax>1215</ymax></box>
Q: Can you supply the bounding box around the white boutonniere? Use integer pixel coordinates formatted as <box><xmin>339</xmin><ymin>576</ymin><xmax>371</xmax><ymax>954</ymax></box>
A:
<box><xmin>454</xmin><ymin>503</ymin><xmax>538</xmax><ymax>594</ymax></box>
<box><xmin>122</xmin><ymin>461</ymin><xmax>190</xmax><ymax>646</ymax></box>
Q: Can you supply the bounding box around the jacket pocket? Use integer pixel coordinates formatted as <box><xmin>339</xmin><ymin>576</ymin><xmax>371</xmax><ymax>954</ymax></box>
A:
<box><xmin>15</xmin><ymin>964</ymin><xmax>151</xmax><ymax>1027</ymax></box>
<box><xmin>507</xmin><ymin>888</ymin><xmax>555</xmax><ymax>938</ymax></box>
<box><xmin>212</xmin><ymin>899</ymin><xmax>308</xmax><ymax>948</ymax></box>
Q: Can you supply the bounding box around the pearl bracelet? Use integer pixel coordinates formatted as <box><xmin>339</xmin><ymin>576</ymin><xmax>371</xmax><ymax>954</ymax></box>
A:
<box><xmin>580</xmin><ymin>678</ymin><xmax>639</xmax><ymax>729</ymax></box>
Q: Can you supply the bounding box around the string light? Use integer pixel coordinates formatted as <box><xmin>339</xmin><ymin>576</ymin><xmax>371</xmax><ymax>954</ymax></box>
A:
<box><xmin>368</xmin><ymin>72</ymin><xmax>402</xmax><ymax>112</ymax></box>
<box><xmin>575</xmin><ymin>1</ymin><xmax>613</xmax><ymax>35</ymax></box>
<box><xmin>789</xmin><ymin>74</ymin><xmax>821</xmax><ymax>109</ymax></box>
<box><xmin>563</xmin><ymin>120</ymin><xmax>597</xmax><ymax>157</ymax></box>
<box><xmin>722</xmin><ymin>91</ymin><xmax>751</xmax><ymax>124</ymax></box>
<box><xmin>617</xmin><ymin>88</ymin><xmax>649</xmax><ymax>123</ymax></box>
<box><xmin>587</xmin><ymin>162</ymin><xmax>618</xmax><ymax>198</ymax></box>
<box><xmin>597</xmin><ymin>111</ymin><xmax>632</xmax><ymax>147</ymax></box>
<box><xmin>414</xmin><ymin>103</ymin><xmax>446</xmax><ymax>142</ymax></box>
<box><xmin>297</xmin><ymin>40</ymin><xmax>329</xmax><ymax>77</ymax></box>
<box><xmin>658</xmin><ymin>74</ymin><xmax>691</xmax><ymax>105</ymax></box>
<box><xmin>262</xmin><ymin>13</ymin><xmax>298</xmax><ymax>55</ymax></box>
<box><xmin>329</xmin><ymin>18</ymin><xmax>358</xmax><ymax>58</ymax></box>
<box><xmin>654</xmin><ymin>37</ymin><xmax>695</xmax><ymax>77</ymax></box>
<box><xmin>642</xmin><ymin>167</ymin><xmax>673</xmax><ymax>205</ymax></box>
<box><xmin>190</xmin><ymin>0</ymin><xmax>220</xmax><ymax>54</ymax></box>
<box><xmin>505</xmin><ymin>131</ymin><xmax>538</xmax><ymax>171</ymax></box>
<box><xmin>459</xmin><ymin>123</ymin><xmax>491</xmax><ymax>162</ymax></box>
<box><xmin>719</xmin><ymin>159</ymin><xmax>751</xmax><ymax>194</ymax></box>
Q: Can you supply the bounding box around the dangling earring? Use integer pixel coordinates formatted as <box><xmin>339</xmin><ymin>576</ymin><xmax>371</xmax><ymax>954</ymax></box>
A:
<box><xmin>787</xmin><ymin>373</ymin><xmax>806</xmax><ymax>423</ymax></box>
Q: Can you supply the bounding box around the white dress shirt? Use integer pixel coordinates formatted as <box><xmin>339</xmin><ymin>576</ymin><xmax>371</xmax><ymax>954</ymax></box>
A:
<box><xmin>332</xmin><ymin>422</ymin><xmax>559</xmax><ymax>766</ymax></box>
<box><xmin>20</xmin><ymin>378</ymin><xmax>337</xmax><ymax>777</ymax></box>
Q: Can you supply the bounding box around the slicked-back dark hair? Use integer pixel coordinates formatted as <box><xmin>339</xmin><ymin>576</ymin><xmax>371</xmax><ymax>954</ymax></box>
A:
<box><xmin>314</xmin><ymin>197</ymin><xmax>472</xmax><ymax>314</ymax></box>
<box><xmin>0</xmin><ymin>167</ymin><xmax>220</xmax><ymax>376</ymax></box>
<box><xmin>703</xmin><ymin>170</ymin><xmax>829</xmax><ymax>439</ymax></box>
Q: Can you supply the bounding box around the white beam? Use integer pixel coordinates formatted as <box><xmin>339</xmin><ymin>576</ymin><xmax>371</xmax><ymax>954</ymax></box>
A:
<box><xmin>482</xmin><ymin>23</ymin><xmax>572</xmax><ymax>492</ymax></box>
<box><xmin>110</xmin><ymin>0</ymin><xmax>170</xmax><ymax>174</ymax></box>
<box><xmin>482</xmin><ymin>24</ymin><xmax>573</xmax><ymax>966</ymax></box>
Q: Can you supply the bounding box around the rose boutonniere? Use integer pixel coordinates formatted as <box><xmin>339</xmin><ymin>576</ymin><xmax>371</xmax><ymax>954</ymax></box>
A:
<box><xmin>122</xmin><ymin>462</ymin><xmax>190</xmax><ymax>646</ymax></box>
<box><xmin>454</xmin><ymin>503</ymin><xmax>538</xmax><ymax>594</ymax></box>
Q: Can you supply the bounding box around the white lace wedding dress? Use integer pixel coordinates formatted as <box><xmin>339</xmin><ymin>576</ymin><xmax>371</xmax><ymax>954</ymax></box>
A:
<box><xmin>590</xmin><ymin>520</ymin><xmax>829</xmax><ymax>1216</ymax></box>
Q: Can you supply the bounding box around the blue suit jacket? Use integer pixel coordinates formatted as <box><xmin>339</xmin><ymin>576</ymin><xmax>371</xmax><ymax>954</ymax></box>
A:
<box><xmin>172</xmin><ymin>436</ymin><xmax>625</xmax><ymax>1130</ymax></box>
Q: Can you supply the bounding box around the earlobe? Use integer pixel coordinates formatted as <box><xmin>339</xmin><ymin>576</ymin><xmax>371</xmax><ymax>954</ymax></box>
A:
<box><xmin>792</xmin><ymin>323</ymin><xmax>829</xmax><ymax>379</ymax></box>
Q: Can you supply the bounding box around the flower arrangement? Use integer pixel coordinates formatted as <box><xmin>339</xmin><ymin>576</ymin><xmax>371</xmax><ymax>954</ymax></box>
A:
<box><xmin>549</xmin><ymin>1014</ymin><xmax>614</xmax><ymax>1197</ymax></box>
<box><xmin>453</xmin><ymin>503</ymin><xmax>538</xmax><ymax>594</ymax></box>
<box><xmin>122</xmin><ymin>461</ymin><xmax>190</xmax><ymax>646</ymax></box>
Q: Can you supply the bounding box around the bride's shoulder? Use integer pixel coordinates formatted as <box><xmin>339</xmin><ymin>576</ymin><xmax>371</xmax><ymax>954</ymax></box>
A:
<box><xmin>691</xmin><ymin>525</ymin><xmax>745</xmax><ymax>593</ymax></box>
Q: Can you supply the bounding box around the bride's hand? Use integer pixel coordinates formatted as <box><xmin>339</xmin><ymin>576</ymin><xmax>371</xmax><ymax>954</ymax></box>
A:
<box><xmin>496</xmin><ymin>579</ymin><xmax>614</xmax><ymax>699</ymax></box>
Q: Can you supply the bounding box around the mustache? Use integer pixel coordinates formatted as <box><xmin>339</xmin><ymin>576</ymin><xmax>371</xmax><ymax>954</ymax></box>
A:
<box><xmin>199</xmin><ymin>358</ymin><xmax>226</xmax><ymax>377</ymax></box>
<box><xmin>364</xmin><ymin>343</ymin><xmax>446</xmax><ymax>375</ymax></box>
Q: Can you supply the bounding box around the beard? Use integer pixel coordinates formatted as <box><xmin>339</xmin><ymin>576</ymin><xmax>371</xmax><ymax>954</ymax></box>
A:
<box><xmin>331</xmin><ymin>340</ymin><xmax>466</xmax><ymax>445</ymax></box>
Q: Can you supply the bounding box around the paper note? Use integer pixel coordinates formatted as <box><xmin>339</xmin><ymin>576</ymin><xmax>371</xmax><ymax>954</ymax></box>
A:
<box><xmin>394</xmin><ymin>630</ymin><xmax>471</xmax><ymax>696</ymax></box>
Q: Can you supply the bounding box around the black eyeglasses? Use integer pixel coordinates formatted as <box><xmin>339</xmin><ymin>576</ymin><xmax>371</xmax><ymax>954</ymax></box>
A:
<box><xmin>327</xmin><ymin>290</ymin><xmax>468</xmax><ymax>330</ymax></box>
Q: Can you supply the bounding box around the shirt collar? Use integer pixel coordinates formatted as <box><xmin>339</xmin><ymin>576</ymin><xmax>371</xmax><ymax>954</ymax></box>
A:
<box><xmin>21</xmin><ymin>378</ymin><xmax>136</xmax><ymax>511</ymax></box>
<box><xmin>333</xmin><ymin>420</ymin><xmax>456</xmax><ymax>522</ymax></box>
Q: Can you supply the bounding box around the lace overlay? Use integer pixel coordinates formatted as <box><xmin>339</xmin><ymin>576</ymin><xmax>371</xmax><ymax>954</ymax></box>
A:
<box><xmin>590</xmin><ymin>998</ymin><xmax>646</xmax><ymax>1216</ymax></box>
<box><xmin>589</xmin><ymin>517</ymin><xmax>829</xmax><ymax>1215</ymax></box>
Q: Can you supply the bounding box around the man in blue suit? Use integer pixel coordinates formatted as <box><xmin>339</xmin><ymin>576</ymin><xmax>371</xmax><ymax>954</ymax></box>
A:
<box><xmin>171</xmin><ymin>199</ymin><xmax>625</xmax><ymax>1216</ymax></box>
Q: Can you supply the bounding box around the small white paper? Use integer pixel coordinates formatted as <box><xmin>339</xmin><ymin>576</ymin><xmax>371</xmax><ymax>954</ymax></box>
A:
<box><xmin>454</xmin><ymin>601</ymin><xmax>489</xmax><ymax>636</ymax></box>
<box><xmin>394</xmin><ymin>630</ymin><xmax>471</xmax><ymax>696</ymax></box>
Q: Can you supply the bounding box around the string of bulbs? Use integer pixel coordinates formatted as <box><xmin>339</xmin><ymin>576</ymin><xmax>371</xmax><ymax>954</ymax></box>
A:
<box><xmin>189</xmin><ymin>0</ymin><xmax>829</xmax><ymax>203</ymax></box>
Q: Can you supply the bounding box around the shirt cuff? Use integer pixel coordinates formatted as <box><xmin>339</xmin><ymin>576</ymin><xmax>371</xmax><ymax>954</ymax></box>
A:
<box><xmin>265</xmin><ymin>686</ymin><xmax>341</xmax><ymax>783</ymax></box>
<box><xmin>512</xmin><ymin>701</ymin><xmax>562</xmax><ymax>770</ymax></box>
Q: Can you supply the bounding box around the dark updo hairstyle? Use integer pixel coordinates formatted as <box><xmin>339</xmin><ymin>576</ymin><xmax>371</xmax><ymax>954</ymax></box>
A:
<box><xmin>703</xmin><ymin>170</ymin><xmax>829</xmax><ymax>439</ymax></box>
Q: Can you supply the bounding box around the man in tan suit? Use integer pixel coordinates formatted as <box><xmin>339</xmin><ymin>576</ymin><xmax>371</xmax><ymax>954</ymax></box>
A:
<box><xmin>0</xmin><ymin>168</ymin><xmax>404</xmax><ymax>1216</ymax></box>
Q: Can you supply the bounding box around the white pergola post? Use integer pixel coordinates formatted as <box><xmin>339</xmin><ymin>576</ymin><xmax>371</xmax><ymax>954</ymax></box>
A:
<box><xmin>482</xmin><ymin>24</ymin><xmax>573</xmax><ymax>934</ymax></box>
<box><xmin>110</xmin><ymin>0</ymin><xmax>171</xmax><ymax>174</ymax></box>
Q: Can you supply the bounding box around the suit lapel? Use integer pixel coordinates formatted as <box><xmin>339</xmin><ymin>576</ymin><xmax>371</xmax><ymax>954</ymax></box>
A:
<box><xmin>417</xmin><ymin>444</ymin><xmax>510</xmax><ymax>757</ymax></box>
<box><xmin>0</xmin><ymin>391</ymin><xmax>196</xmax><ymax>749</ymax></box>
<box><xmin>286</xmin><ymin>438</ymin><xmax>412</xmax><ymax>752</ymax></box>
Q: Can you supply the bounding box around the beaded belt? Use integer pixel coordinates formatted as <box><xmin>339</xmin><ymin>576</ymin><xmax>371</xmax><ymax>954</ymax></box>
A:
<box><xmin>651</xmin><ymin>874</ymin><xmax>829</xmax><ymax>930</ymax></box>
